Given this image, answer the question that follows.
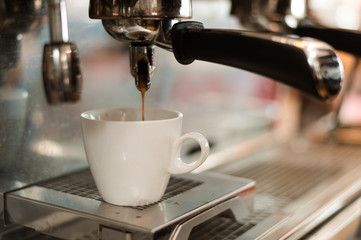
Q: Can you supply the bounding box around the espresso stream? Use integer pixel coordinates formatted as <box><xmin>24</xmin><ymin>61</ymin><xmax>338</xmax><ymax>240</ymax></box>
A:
<box><xmin>141</xmin><ymin>87</ymin><xmax>146</xmax><ymax>121</ymax></box>
<box><xmin>137</xmin><ymin>58</ymin><xmax>149</xmax><ymax>121</ymax></box>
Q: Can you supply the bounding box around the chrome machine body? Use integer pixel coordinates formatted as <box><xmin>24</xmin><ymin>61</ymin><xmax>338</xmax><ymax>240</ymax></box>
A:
<box><xmin>1</xmin><ymin>0</ymin><xmax>361</xmax><ymax>239</ymax></box>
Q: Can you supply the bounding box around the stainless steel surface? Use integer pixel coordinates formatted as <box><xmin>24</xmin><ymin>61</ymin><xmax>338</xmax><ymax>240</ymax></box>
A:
<box><xmin>0</xmin><ymin>225</ymin><xmax>62</xmax><ymax>240</ymax></box>
<box><xmin>89</xmin><ymin>0</ymin><xmax>192</xmax><ymax>19</ymax></box>
<box><xmin>154</xmin><ymin>20</ymin><xmax>178</xmax><ymax>50</ymax></box>
<box><xmin>304</xmin><ymin>196</ymin><xmax>361</xmax><ymax>240</ymax></box>
<box><xmin>6</xmin><ymin>170</ymin><xmax>254</xmax><ymax>239</ymax></box>
<box><xmin>101</xmin><ymin>17</ymin><xmax>175</xmax><ymax>50</ymax></box>
<box><xmin>266</xmin><ymin>34</ymin><xmax>343</xmax><ymax>100</ymax></box>
<box><xmin>47</xmin><ymin>0</ymin><xmax>68</xmax><ymax>43</ymax></box>
<box><xmin>0</xmin><ymin>177</ymin><xmax>28</xmax><ymax>220</ymax></box>
<box><xmin>36</xmin><ymin>169</ymin><xmax>203</xmax><ymax>211</ymax></box>
<box><xmin>95</xmin><ymin>0</ymin><xmax>183</xmax><ymax>97</ymax></box>
<box><xmin>42</xmin><ymin>42</ymin><xmax>82</xmax><ymax>104</ymax></box>
<box><xmin>101</xmin><ymin>226</ymin><xmax>133</xmax><ymax>240</ymax></box>
<box><xmin>188</xmin><ymin>215</ymin><xmax>255</xmax><ymax>240</ymax></box>
<box><xmin>102</xmin><ymin>19</ymin><xmax>160</xmax><ymax>43</ymax></box>
<box><xmin>170</xmin><ymin>197</ymin><xmax>251</xmax><ymax>240</ymax></box>
<box><xmin>42</xmin><ymin>0</ymin><xmax>82</xmax><ymax>104</ymax></box>
<box><xmin>130</xmin><ymin>44</ymin><xmax>155</xmax><ymax>92</ymax></box>
<box><xmin>231</xmin><ymin>0</ymin><xmax>306</xmax><ymax>32</ymax></box>
<box><xmin>232</xmin><ymin>0</ymin><xmax>361</xmax><ymax>57</ymax></box>
<box><xmin>212</xmin><ymin>138</ymin><xmax>361</xmax><ymax>239</ymax></box>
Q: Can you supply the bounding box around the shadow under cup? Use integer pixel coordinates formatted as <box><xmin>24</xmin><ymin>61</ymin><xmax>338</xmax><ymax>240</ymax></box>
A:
<box><xmin>81</xmin><ymin>108</ymin><xmax>209</xmax><ymax>206</ymax></box>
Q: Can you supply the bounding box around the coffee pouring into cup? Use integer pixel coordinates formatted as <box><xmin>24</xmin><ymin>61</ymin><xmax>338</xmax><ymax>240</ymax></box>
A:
<box><xmin>81</xmin><ymin>108</ymin><xmax>209</xmax><ymax>206</ymax></box>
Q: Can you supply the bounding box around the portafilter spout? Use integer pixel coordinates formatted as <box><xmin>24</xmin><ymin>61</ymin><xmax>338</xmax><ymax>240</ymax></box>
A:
<box><xmin>89</xmin><ymin>0</ymin><xmax>191</xmax><ymax>94</ymax></box>
<box><xmin>130</xmin><ymin>44</ymin><xmax>155</xmax><ymax>92</ymax></box>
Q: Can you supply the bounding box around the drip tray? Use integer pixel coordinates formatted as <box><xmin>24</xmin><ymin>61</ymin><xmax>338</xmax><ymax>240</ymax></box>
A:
<box><xmin>37</xmin><ymin>171</ymin><xmax>203</xmax><ymax>211</ymax></box>
<box><xmin>5</xmin><ymin>170</ymin><xmax>254</xmax><ymax>240</ymax></box>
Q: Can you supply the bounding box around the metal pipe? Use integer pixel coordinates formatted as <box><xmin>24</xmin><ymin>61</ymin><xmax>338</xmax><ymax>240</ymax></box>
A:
<box><xmin>47</xmin><ymin>0</ymin><xmax>68</xmax><ymax>43</ymax></box>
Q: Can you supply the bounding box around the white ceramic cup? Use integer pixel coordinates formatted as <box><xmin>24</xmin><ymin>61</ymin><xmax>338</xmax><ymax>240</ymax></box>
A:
<box><xmin>81</xmin><ymin>108</ymin><xmax>209</xmax><ymax>206</ymax></box>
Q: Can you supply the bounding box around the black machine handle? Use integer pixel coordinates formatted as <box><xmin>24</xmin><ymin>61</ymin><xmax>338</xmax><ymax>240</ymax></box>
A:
<box><xmin>295</xmin><ymin>23</ymin><xmax>361</xmax><ymax>57</ymax></box>
<box><xmin>171</xmin><ymin>22</ymin><xmax>343</xmax><ymax>101</ymax></box>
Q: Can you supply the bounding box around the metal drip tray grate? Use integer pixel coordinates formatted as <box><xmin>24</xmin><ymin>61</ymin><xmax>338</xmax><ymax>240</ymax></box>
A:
<box><xmin>37</xmin><ymin>169</ymin><xmax>203</xmax><ymax>210</ymax></box>
<box><xmin>235</xmin><ymin>161</ymin><xmax>339</xmax><ymax>201</ymax></box>
<box><xmin>38</xmin><ymin>170</ymin><xmax>102</xmax><ymax>201</ymax></box>
<box><xmin>212</xmin><ymin>140</ymin><xmax>361</xmax><ymax>238</ymax></box>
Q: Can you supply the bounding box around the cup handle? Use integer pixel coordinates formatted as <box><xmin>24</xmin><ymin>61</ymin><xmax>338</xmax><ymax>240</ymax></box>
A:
<box><xmin>168</xmin><ymin>132</ymin><xmax>209</xmax><ymax>174</ymax></box>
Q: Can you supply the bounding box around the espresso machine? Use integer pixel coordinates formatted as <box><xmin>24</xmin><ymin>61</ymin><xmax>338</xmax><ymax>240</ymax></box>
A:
<box><xmin>1</xmin><ymin>0</ymin><xmax>361</xmax><ymax>239</ymax></box>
